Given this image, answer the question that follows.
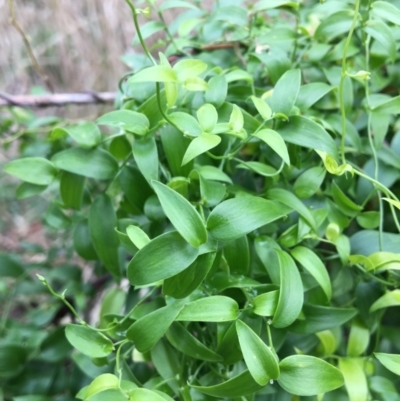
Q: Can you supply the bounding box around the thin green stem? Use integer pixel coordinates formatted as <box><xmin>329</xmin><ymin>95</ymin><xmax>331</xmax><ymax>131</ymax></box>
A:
<box><xmin>339</xmin><ymin>0</ymin><xmax>361</xmax><ymax>163</ymax></box>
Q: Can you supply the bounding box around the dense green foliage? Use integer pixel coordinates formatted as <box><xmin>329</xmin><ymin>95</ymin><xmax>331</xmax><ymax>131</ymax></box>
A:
<box><xmin>2</xmin><ymin>0</ymin><xmax>400</xmax><ymax>400</ymax></box>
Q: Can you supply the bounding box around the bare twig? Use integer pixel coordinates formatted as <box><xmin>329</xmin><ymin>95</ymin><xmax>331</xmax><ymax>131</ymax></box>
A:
<box><xmin>8</xmin><ymin>0</ymin><xmax>54</xmax><ymax>92</ymax></box>
<box><xmin>0</xmin><ymin>92</ymin><xmax>116</xmax><ymax>108</ymax></box>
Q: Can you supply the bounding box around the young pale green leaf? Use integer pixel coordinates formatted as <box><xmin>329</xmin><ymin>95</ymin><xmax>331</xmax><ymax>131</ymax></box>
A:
<box><xmin>295</xmin><ymin>82</ymin><xmax>334</xmax><ymax>110</ymax></box>
<box><xmin>126</xmin><ymin>225</ymin><xmax>150</xmax><ymax>250</ymax></box>
<box><xmin>54</xmin><ymin>122</ymin><xmax>101</xmax><ymax>148</ymax></box>
<box><xmin>229</xmin><ymin>104</ymin><xmax>244</xmax><ymax>132</ymax></box>
<box><xmin>339</xmin><ymin>358</ymin><xmax>368</xmax><ymax>401</ymax></box>
<box><xmin>291</xmin><ymin>246</ymin><xmax>332</xmax><ymax>300</ymax></box>
<box><xmin>173</xmin><ymin>59</ymin><xmax>207</xmax><ymax>82</ymax></box>
<box><xmin>4</xmin><ymin>157</ymin><xmax>57</xmax><ymax>186</ymax></box>
<box><xmin>133</xmin><ymin>137</ymin><xmax>158</xmax><ymax>183</ymax></box>
<box><xmin>182</xmin><ymin>133</ymin><xmax>221</xmax><ymax>166</ymax></box>
<box><xmin>129</xmin><ymin>388</ymin><xmax>169</xmax><ymax>401</ymax></box>
<box><xmin>364</xmin><ymin>19</ymin><xmax>396</xmax><ymax>61</ymax></box>
<box><xmin>97</xmin><ymin>110</ymin><xmax>150</xmax><ymax>136</ymax></box>
<box><xmin>152</xmin><ymin>181</ymin><xmax>207</xmax><ymax>247</ymax></box>
<box><xmin>183</xmin><ymin>77</ymin><xmax>209</xmax><ymax>91</ymax></box>
<box><xmin>84</xmin><ymin>374</ymin><xmax>119</xmax><ymax>400</ymax></box>
<box><xmin>316</xmin><ymin>150</ymin><xmax>353</xmax><ymax>176</ymax></box>
<box><xmin>159</xmin><ymin>0</ymin><xmax>200</xmax><ymax>11</ymax></box>
<box><xmin>347</xmin><ymin>319</ymin><xmax>369</xmax><ymax>357</ymax></box>
<box><xmin>60</xmin><ymin>171</ymin><xmax>85</xmax><ymax>210</ymax></box>
<box><xmin>314</xmin><ymin>10</ymin><xmax>355</xmax><ymax>42</ymax></box>
<box><xmin>293</xmin><ymin>166</ymin><xmax>326</xmax><ymax>198</ymax></box>
<box><xmin>168</xmin><ymin>112</ymin><xmax>202</xmax><ymax>137</ymax></box>
<box><xmin>253</xmin><ymin>291</ymin><xmax>279</xmax><ymax>317</ymax></box>
<box><xmin>269</xmin><ymin>69</ymin><xmax>301</xmax><ymax>116</ymax></box>
<box><xmin>252</xmin><ymin>0</ymin><xmax>299</xmax><ymax>12</ymax></box>
<box><xmin>197</xmin><ymin>103</ymin><xmax>218</xmax><ymax>133</ymax></box>
<box><xmin>65</xmin><ymin>325</ymin><xmax>113</xmax><ymax>358</ymax></box>
<box><xmin>349</xmin><ymin>252</ymin><xmax>400</xmax><ymax>272</ymax></box>
<box><xmin>272</xmin><ymin>250</ymin><xmax>303</xmax><ymax>328</ymax></box>
<box><xmin>115</xmin><ymin>229</ymin><xmax>137</xmax><ymax>254</ymax></box>
<box><xmin>207</xmin><ymin>196</ymin><xmax>289</xmax><ymax>241</ymax></box>
<box><xmin>236</xmin><ymin>320</ymin><xmax>279</xmax><ymax>385</ymax></box>
<box><xmin>197</xmin><ymin>165</ymin><xmax>232</xmax><ymax>184</ymax></box>
<box><xmin>166</xmin><ymin>322</ymin><xmax>223</xmax><ymax>362</ymax></box>
<box><xmin>164</xmin><ymin>81</ymin><xmax>178</xmax><ymax>108</ymax></box>
<box><xmin>190</xmin><ymin>370</ymin><xmax>264</xmax><ymax>398</ymax></box>
<box><xmin>278</xmin><ymin>116</ymin><xmax>338</xmax><ymax>158</ymax></box>
<box><xmin>128</xmin><ymin>65</ymin><xmax>177</xmax><ymax>84</ymax></box>
<box><xmin>370</xmin><ymin>290</ymin><xmax>400</xmax><ymax>312</ymax></box>
<box><xmin>176</xmin><ymin>296</ymin><xmax>238</xmax><ymax>322</ymax></box>
<box><xmin>89</xmin><ymin>195</ymin><xmax>120</xmax><ymax>277</ymax></box>
<box><xmin>205</xmin><ymin>75</ymin><xmax>228</xmax><ymax>108</ymax></box>
<box><xmin>52</xmin><ymin>148</ymin><xmax>118</xmax><ymax>180</ymax></box>
<box><xmin>163</xmin><ymin>252</ymin><xmax>216</xmax><ymax>299</ymax></box>
<box><xmin>382</xmin><ymin>197</ymin><xmax>400</xmax><ymax>210</ymax></box>
<box><xmin>279</xmin><ymin>355</ymin><xmax>344</xmax><ymax>396</ymax></box>
<box><xmin>375</xmin><ymin>353</ymin><xmax>400</xmax><ymax>376</ymax></box>
<box><xmin>251</xmin><ymin>96</ymin><xmax>272</xmax><ymax>120</ymax></box>
<box><xmin>371</xmin><ymin>1</ymin><xmax>400</xmax><ymax>25</ymax></box>
<box><xmin>253</xmin><ymin>129</ymin><xmax>290</xmax><ymax>165</ymax></box>
<box><xmin>128</xmin><ymin>231</ymin><xmax>199</xmax><ymax>286</ymax></box>
<box><xmin>126</xmin><ymin>302</ymin><xmax>183</xmax><ymax>353</ymax></box>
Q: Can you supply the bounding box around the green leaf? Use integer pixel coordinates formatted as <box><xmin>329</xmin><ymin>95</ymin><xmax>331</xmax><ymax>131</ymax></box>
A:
<box><xmin>224</xmin><ymin>236</ymin><xmax>249</xmax><ymax>274</ymax></box>
<box><xmin>375</xmin><ymin>353</ymin><xmax>400</xmax><ymax>375</ymax></box>
<box><xmin>293</xmin><ymin>166</ymin><xmax>326</xmax><ymax>198</ymax></box>
<box><xmin>371</xmin><ymin>1</ymin><xmax>400</xmax><ymax>26</ymax></box>
<box><xmin>207</xmin><ymin>196</ymin><xmax>289</xmax><ymax>241</ymax></box>
<box><xmin>65</xmin><ymin>325</ymin><xmax>113</xmax><ymax>358</ymax></box>
<box><xmin>0</xmin><ymin>254</ymin><xmax>24</xmax><ymax>278</ymax></box>
<box><xmin>205</xmin><ymin>75</ymin><xmax>228</xmax><ymax>108</ymax></box>
<box><xmin>0</xmin><ymin>345</ymin><xmax>27</xmax><ymax>378</ymax></box>
<box><xmin>349</xmin><ymin>252</ymin><xmax>400</xmax><ymax>272</ymax></box>
<box><xmin>272</xmin><ymin>250</ymin><xmax>303</xmax><ymax>328</ymax></box>
<box><xmin>166</xmin><ymin>322</ymin><xmax>223</xmax><ymax>362</ymax></box>
<box><xmin>197</xmin><ymin>104</ymin><xmax>218</xmax><ymax>133</ymax></box>
<box><xmin>4</xmin><ymin>157</ymin><xmax>57</xmax><ymax>185</ymax></box>
<box><xmin>314</xmin><ymin>10</ymin><xmax>356</xmax><ymax>42</ymax></box>
<box><xmin>332</xmin><ymin>182</ymin><xmax>362</xmax><ymax>217</ymax></box>
<box><xmin>126</xmin><ymin>225</ymin><xmax>150</xmax><ymax>250</ymax></box>
<box><xmin>229</xmin><ymin>104</ymin><xmax>244</xmax><ymax>132</ymax></box>
<box><xmin>190</xmin><ymin>370</ymin><xmax>263</xmax><ymax>398</ymax></box>
<box><xmin>356</xmin><ymin>211</ymin><xmax>380</xmax><ymax>229</ymax></box>
<box><xmin>89</xmin><ymin>195</ymin><xmax>120</xmax><ymax>276</ymax></box>
<box><xmin>197</xmin><ymin>165</ymin><xmax>232</xmax><ymax>184</ymax></box>
<box><xmin>159</xmin><ymin>0</ymin><xmax>200</xmax><ymax>11</ymax></box>
<box><xmin>84</xmin><ymin>374</ymin><xmax>119</xmax><ymax>400</ymax></box>
<box><xmin>253</xmin><ymin>0</ymin><xmax>299</xmax><ymax>12</ymax></box>
<box><xmin>60</xmin><ymin>171</ymin><xmax>85</xmax><ymax>210</ymax></box>
<box><xmin>371</xmin><ymin>95</ymin><xmax>400</xmax><ymax>114</ymax></box>
<box><xmin>52</xmin><ymin>148</ymin><xmax>118</xmax><ymax>180</ymax></box>
<box><xmin>133</xmin><ymin>137</ymin><xmax>159</xmax><ymax>183</ymax></box>
<box><xmin>182</xmin><ymin>133</ymin><xmax>221</xmax><ymax>165</ymax></box>
<box><xmin>16</xmin><ymin>182</ymin><xmax>47</xmax><ymax>199</ymax></box>
<box><xmin>128</xmin><ymin>65</ymin><xmax>177</xmax><ymax>83</ymax></box>
<box><xmin>350</xmin><ymin>230</ymin><xmax>400</xmax><ymax>255</ymax></box>
<box><xmin>54</xmin><ymin>122</ymin><xmax>101</xmax><ymax>148</ymax></box>
<box><xmin>236</xmin><ymin>161</ymin><xmax>278</xmax><ymax>177</ymax></box>
<box><xmin>278</xmin><ymin>355</ymin><xmax>344</xmax><ymax>396</ymax></box>
<box><xmin>291</xmin><ymin>246</ymin><xmax>332</xmax><ymax>300</ymax></box>
<box><xmin>364</xmin><ymin>19</ymin><xmax>396</xmax><ymax>61</ymax></box>
<box><xmin>251</xmin><ymin>96</ymin><xmax>272</xmax><ymax>120</ymax></box>
<box><xmin>290</xmin><ymin>304</ymin><xmax>357</xmax><ymax>333</ymax></box>
<box><xmin>97</xmin><ymin>110</ymin><xmax>150</xmax><ymax>136</ymax></box>
<box><xmin>126</xmin><ymin>302</ymin><xmax>183</xmax><ymax>353</ymax></box>
<box><xmin>253</xmin><ymin>129</ymin><xmax>290</xmax><ymax>165</ymax></box>
<box><xmin>382</xmin><ymin>197</ymin><xmax>400</xmax><ymax>210</ymax></box>
<box><xmin>129</xmin><ymin>388</ymin><xmax>168</xmax><ymax>401</ymax></box>
<box><xmin>347</xmin><ymin>319</ymin><xmax>369</xmax><ymax>357</ymax></box>
<box><xmin>339</xmin><ymin>358</ymin><xmax>368</xmax><ymax>401</ymax></box>
<box><xmin>198</xmin><ymin>175</ymin><xmax>226</xmax><ymax>207</ymax></box>
<box><xmin>152</xmin><ymin>181</ymin><xmax>207</xmax><ymax>247</ymax></box>
<box><xmin>270</xmin><ymin>69</ymin><xmax>301</xmax><ymax>116</ymax></box>
<box><xmin>127</xmin><ymin>231</ymin><xmax>199</xmax><ymax>286</ymax></box>
<box><xmin>370</xmin><ymin>290</ymin><xmax>400</xmax><ymax>312</ymax></box>
<box><xmin>163</xmin><ymin>252</ymin><xmax>216</xmax><ymax>299</ymax></box>
<box><xmin>173</xmin><ymin>59</ymin><xmax>207</xmax><ymax>82</ymax></box>
<box><xmin>168</xmin><ymin>112</ymin><xmax>202</xmax><ymax>137</ymax></box>
<box><xmin>253</xmin><ymin>291</ymin><xmax>279</xmax><ymax>317</ymax></box>
<box><xmin>73</xmin><ymin>221</ymin><xmax>98</xmax><ymax>260</ymax></box>
<box><xmin>176</xmin><ymin>296</ymin><xmax>238</xmax><ymax>322</ymax></box>
<box><xmin>236</xmin><ymin>320</ymin><xmax>279</xmax><ymax>385</ymax></box>
<box><xmin>296</xmin><ymin>82</ymin><xmax>334</xmax><ymax>110</ymax></box>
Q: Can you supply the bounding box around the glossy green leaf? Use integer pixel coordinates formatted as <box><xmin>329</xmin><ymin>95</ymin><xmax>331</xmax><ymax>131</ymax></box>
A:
<box><xmin>73</xmin><ymin>221</ymin><xmax>98</xmax><ymax>260</ymax></box>
<box><xmin>253</xmin><ymin>291</ymin><xmax>279</xmax><ymax>317</ymax></box>
<box><xmin>129</xmin><ymin>388</ymin><xmax>168</xmax><ymax>401</ymax></box>
<box><xmin>128</xmin><ymin>65</ymin><xmax>177</xmax><ymax>83</ymax></box>
<box><xmin>253</xmin><ymin>0</ymin><xmax>299</xmax><ymax>12</ymax></box>
<box><xmin>296</xmin><ymin>82</ymin><xmax>334</xmax><ymax>110</ymax></box>
<box><xmin>371</xmin><ymin>1</ymin><xmax>400</xmax><ymax>25</ymax></box>
<box><xmin>229</xmin><ymin>104</ymin><xmax>244</xmax><ymax>132</ymax></box>
<box><xmin>4</xmin><ymin>157</ymin><xmax>57</xmax><ymax>185</ymax></box>
<box><xmin>293</xmin><ymin>166</ymin><xmax>326</xmax><ymax>198</ymax></box>
<box><xmin>349</xmin><ymin>252</ymin><xmax>400</xmax><ymax>272</ymax></box>
<box><xmin>382</xmin><ymin>197</ymin><xmax>400</xmax><ymax>211</ymax></box>
<box><xmin>65</xmin><ymin>324</ymin><xmax>113</xmax><ymax>358</ymax></box>
<box><xmin>182</xmin><ymin>133</ymin><xmax>221</xmax><ymax>165</ymax></box>
<box><xmin>205</xmin><ymin>75</ymin><xmax>228</xmax><ymax>108</ymax></box>
<box><xmin>190</xmin><ymin>370</ymin><xmax>263</xmax><ymax>397</ymax></box>
<box><xmin>236</xmin><ymin>319</ymin><xmax>279</xmax><ymax>385</ymax></box>
<box><xmin>364</xmin><ymin>19</ymin><xmax>396</xmax><ymax>61</ymax></box>
<box><xmin>127</xmin><ymin>231</ymin><xmax>199</xmax><ymax>285</ymax></box>
<box><xmin>279</xmin><ymin>355</ymin><xmax>344</xmax><ymax>396</ymax></box>
<box><xmin>168</xmin><ymin>112</ymin><xmax>202</xmax><ymax>137</ymax></box>
<box><xmin>253</xmin><ymin>129</ymin><xmax>290</xmax><ymax>165</ymax></box>
<box><xmin>332</xmin><ymin>182</ymin><xmax>362</xmax><ymax>217</ymax></box>
<box><xmin>207</xmin><ymin>196</ymin><xmax>289</xmax><ymax>241</ymax></box>
<box><xmin>176</xmin><ymin>296</ymin><xmax>238</xmax><ymax>322</ymax></box>
<box><xmin>356</xmin><ymin>211</ymin><xmax>380</xmax><ymax>229</ymax></box>
<box><xmin>350</xmin><ymin>230</ymin><xmax>400</xmax><ymax>255</ymax></box>
<box><xmin>60</xmin><ymin>171</ymin><xmax>85</xmax><ymax>210</ymax></box>
<box><xmin>163</xmin><ymin>252</ymin><xmax>216</xmax><ymax>299</ymax></box>
<box><xmin>272</xmin><ymin>250</ymin><xmax>303</xmax><ymax>328</ymax></box>
<box><xmin>224</xmin><ymin>236</ymin><xmax>249</xmax><ymax>274</ymax></box>
<box><xmin>277</xmin><ymin>116</ymin><xmax>338</xmax><ymax>158</ymax></box>
<box><xmin>52</xmin><ymin>148</ymin><xmax>118</xmax><ymax>180</ymax></box>
<box><xmin>339</xmin><ymin>358</ymin><xmax>368</xmax><ymax>401</ymax></box>
<box><xmin>197</xmin><ymin>103</ymin><xmax>218</xmax><ymax>133</ymax></box>
<box><xmin>198</xmin><ymin>175</ymin><xmax>226</xmax><ymax>207</ymax></box>
<box><xmin>197</xmin><ymin>165</ymin><xmax>232</xmax><ymax>184</ymax></box>
<box><xmin>370</xmin><ymin>290</ymin><xmax>400</xmax><ymax>312</ymax></box>
<box><xmin>347</xmin><ymin>319</ymin><xmax>369</xmax><ymax>357</ymax></box>
<box><xmin>152</xmin><ymin>181</ymin><xmax>207</xmax><ymax>247</ymax></box>
<box><xmin>173</xmin><ymin>59</ymin><xmax>207</xmax><ymax>82</ymax></box>
<box><xmin>270</xmin><ymin>69</ymin><xmax>301</xmax><ymax>116</ymax></box>
<box><xmin>251</xmin><ymin>96</ymin><xmax>272</xmax><ymax>120</ymax></box>
<box><xmin>89</xmin><ymin>195</ymin><xmax>120</xmax><ymax>276</ymax></box>
<box><xmin>314</xmin><ymin>10</ymin><xmax>355</xmax><ymax>42</ymax></box>
<box><xmin>84</xmin><ymin>374</ymin><xmax>119</xmax><ymax>400</ymax></box>
<box><xmin>371</xmin><ymin>95</ymin><xmax>400</xmax><ymax>114</ymax></box>
<box><xmin>126</xmin><ymin>225</ymin><xmax>150</xmax><ymax>250</ymax></box>
<box><xmin>126</xmin><ymin>302</ymin><xmax>183</xmax><ymax>353</ymax></box>
<box><xmin>166</xmin><ymin>322</ymin><xmax>223</xmax><ymax>361</ymax></box>
<box><xmin>375</xmin><ymin>353</ymin><xmax>400</xmax><ymax>375</ymax></box>
<box><xmin>291</xmin><ymin>246</ymin><xmax>331</xmax><ymax>300</ymax></box>
<box><xmin>54</xmin><ymin>122</ymin><xmax>101</xmax><ymax>148</ymax></box>
<box><xmin>97</xmin><ymin>110</ymin><xmax>150</xmax><ymax>136</ymax></box>
<box><xmin>133</xmin><ymin>137</ymin><xmax>158</xmax><ymax>183</ymax></box>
